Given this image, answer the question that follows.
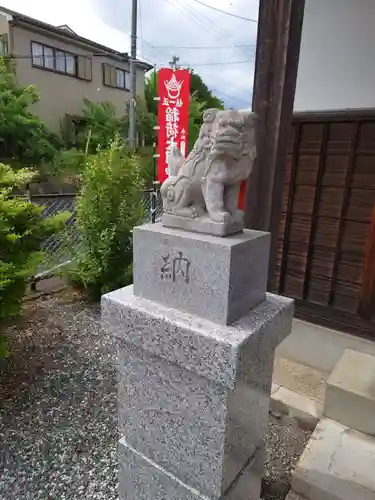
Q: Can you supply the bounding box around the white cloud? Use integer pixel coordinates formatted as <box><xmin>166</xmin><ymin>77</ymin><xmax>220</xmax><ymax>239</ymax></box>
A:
<box><xmin>2</xmin><ymin>0</ymin><xmax>259</xmax><ymax>107</ymax></box>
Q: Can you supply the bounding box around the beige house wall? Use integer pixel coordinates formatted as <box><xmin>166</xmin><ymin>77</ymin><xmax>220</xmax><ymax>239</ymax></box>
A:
<box><xmin>8</xmin><ymin>23</ymin><xmax>146</xmax><ymax>132</ymax></box>
<box><xmin>0</xmin><ymin>13</ymin><xmax>10</xmax><ymax>38</ymax></box>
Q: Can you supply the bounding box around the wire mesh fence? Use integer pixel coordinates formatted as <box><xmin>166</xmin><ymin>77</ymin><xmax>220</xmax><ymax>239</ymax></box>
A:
<box><xmin>31</xmin><ymin>190</ymin><xmax>163</xmax><ymax>281</ymax></box>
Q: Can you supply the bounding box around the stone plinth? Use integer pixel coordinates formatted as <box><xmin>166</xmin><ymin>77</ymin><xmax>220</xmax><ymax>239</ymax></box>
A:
<box><xmin>292</xmin><ymin>418</ymin><xmax>375</xmax><ymax>500</ymax></box>
<box><xmin>133</xmin><ymin>223</ymin><xmax>270</xmax><ymax>325</ymax></box>
<box><xmin>324</xmin><ymin>349</ymin><xmax>375</xmax><ymax>435</ymax></box>
<box><xmin>102</xmin><ymin>287</ymin><xmax>294</xmax><ymax>500</ymax></box>
<box><xmin>118</xmin><ymin>438</ymin><xmax>265</xmax><ymax>500</ymax></box>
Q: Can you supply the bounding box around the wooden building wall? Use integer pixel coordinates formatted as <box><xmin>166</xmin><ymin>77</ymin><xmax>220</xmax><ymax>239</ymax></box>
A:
<box><xmin>275</xmin><ymin>110</ymin><xmax>375</xmax><ymax>337</ymax></box>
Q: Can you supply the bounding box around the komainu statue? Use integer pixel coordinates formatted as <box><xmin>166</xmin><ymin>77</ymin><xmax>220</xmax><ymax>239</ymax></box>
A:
<box><xmin>161</xmin><ymin>108</ymin><xmax>257</xmax><ymax>237</ymax></box>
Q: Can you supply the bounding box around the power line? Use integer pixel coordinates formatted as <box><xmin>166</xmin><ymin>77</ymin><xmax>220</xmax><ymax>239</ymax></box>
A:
<box><xmin>188</xmin><ymin>0</ymin><xmax>257</xmax><ymax>22</ymax></box>
<box><xmin>210</xmin><ymin>88</ymin><xmax>250</xmax><ymax>105</ymax></box>
<box><xmin>205</xmin><ymin>73</ymin><xmax>253</xmax><ymax>100</ymax></box>
<box><xmin>145</xmin><ymin>43</ymin><xmax>255</xmax><ymax>50</ymax></box>
<box><xmin>168</xmin><ymin>0</ymin><xmax>222</xmax><ymax>38</ymax></box>
<box><xmin>186</xmin><ymin>59</ymin><xmax>252</xmax><ymax>67</ymax></box>
<box><xmin>163</xmin><ymin>0</ymin><xmax>240</xmax><ymax>58</ymax></box>
<box><xmin>172</xmin><ymin>0</ymin><xmax>249</xmax><ymax>60</ymax></box>
<box><xmin>157</xmin><ymin>59</ymin><xmax>253</xmax><ymax>67</ymax></box>
<box><xmin>177</xmin><ymin>0</ymin><xmax>230</xmax><ymax>42</ymax></box>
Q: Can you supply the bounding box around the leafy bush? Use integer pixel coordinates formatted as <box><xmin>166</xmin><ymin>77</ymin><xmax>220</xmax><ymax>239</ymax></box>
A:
<box><xmin>44</xmin><ymin>148</ymin><xmax>88</xmax><ymax>183</ymax></box>
<box><xmin>138</xmin><ymin>145</ymin><xmax>156</xmax><ymax>188</ymax></box>
<box><xmin>0</xmin><ymin>57</ymin><xmax>59</xmax><ymax>168</ymax></box>
<box><xmin>70</xmin><ymin>138</ymin><xmax>145</xmax><ymax>300</ymax></box>
<box><xmin>74</xmin><ymin>99</ymin><xmax>125</xmax><ymax>153</ymax></box>
<box><xmin>0</xmin><ymin>164</ymin><xmax>70</xmax><ymax>356</ymax></box>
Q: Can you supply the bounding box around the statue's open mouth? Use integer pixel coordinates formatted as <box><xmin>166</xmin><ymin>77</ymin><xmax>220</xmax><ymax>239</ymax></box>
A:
<box><xmin>210</xmin><ymin>140</ymin><xmax>243</xmax><ymax>161</ymax></box>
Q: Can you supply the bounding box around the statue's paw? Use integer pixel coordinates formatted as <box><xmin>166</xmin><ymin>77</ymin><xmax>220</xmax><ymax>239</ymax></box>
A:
<box><xmin>166</xmin><ymin>188</ymin><xmax>175</xmax><ymax>202</ymax></box>
<box><xmin>210</xmin><ymin>211</ymin><xmax>231</xmax><ymax>224</ymax></box>
<box><xmin>191</xmin><ymin>206</ymin><xmax>205</xmax><ymax>219</ymax></box>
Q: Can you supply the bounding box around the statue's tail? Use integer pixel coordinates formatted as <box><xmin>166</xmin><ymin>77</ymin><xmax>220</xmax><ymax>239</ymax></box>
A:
<box><xmin>167</xmin><ymin>143</ymin><xmax>185</xmax><ymax>177</ymax></box>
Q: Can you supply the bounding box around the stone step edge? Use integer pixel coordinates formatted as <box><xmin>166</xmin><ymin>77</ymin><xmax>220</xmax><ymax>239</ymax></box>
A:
<box><xmin>286</xmin><ymin>491</ymin><xmax>308</xmax><ymax>500</ymax></box>
<box><xmin>270</xmin><ymin>383</ymin><xmax>323</xmax><ymax>431</ymax></box>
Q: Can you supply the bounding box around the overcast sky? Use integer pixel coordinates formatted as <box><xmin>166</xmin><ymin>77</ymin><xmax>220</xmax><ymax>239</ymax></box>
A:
<box><xmin>2</xmin><ymin>0</ymin><xmax>259</xmax><ymax>108</ymax></box>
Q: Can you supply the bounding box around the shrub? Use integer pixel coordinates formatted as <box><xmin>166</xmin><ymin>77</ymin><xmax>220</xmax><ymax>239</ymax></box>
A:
<box><xmin>70</xmin><ymin>138</ymin><xmax>145</xmax><ymax>300</ymax></box>
<box><xmin>138</xmin><ymin>145</ymin><xmax>156</xmax><ymax>188</ymax></box>
<box><xmin>0</xmin><ymin>164</ymin><xmax>70</xmax><ymax>356</ymax></box>
<box><xmin>44</xmin><ymin>148</ymin><xmax>87</xmax><ymax>183</ymax></box>
<box><xmin>75</xmin><ymin>99</ymin><xmax>125</xmax><ymax>153</ymax></box>
<box><xmin>0</xmin><ymin>57</ymin><xmax>59</xmax><ymax>169</ymax></box>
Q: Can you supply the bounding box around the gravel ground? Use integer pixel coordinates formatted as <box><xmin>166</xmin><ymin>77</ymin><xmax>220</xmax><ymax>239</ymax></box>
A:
<box><xmin>0</xmin><ymin>288</ymin><xmax>311</xmax><ymax>500</ymax></box>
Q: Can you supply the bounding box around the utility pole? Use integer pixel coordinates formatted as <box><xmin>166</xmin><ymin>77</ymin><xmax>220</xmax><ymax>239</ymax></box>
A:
<box><xmin>129</xmin><ymin>0</ymin><xmax>138</xmax><ymax>151</ymax></box>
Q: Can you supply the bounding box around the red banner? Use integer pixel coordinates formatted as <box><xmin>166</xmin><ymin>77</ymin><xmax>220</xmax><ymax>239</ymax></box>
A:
<box><xmin>238</xmin><ymin>180</ymin><xmax>246</xmax><ymax>211</ymax></box>
<box><xmin>157</xmin><ymin>68</ymin><xmax>190</xmax><ymax>183</ymax></box>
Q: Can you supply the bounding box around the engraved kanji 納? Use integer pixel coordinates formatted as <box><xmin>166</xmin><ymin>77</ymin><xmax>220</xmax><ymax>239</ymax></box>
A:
<box><xmin>160</xmin><ymin>252</ymin><xmax>191</xmax><ymax>284</ymax></box>
<box><xmin>160</xmin><ymin>254</ymin><xmax>172</xmax><ymax>280</ymax></box>
<box><xmin>173</xmin><ymin>251</ymin><xmax>190</xmax><ymax>284</ymax></box>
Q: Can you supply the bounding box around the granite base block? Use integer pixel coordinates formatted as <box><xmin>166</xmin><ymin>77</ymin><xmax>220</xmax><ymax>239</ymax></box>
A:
<box><xmin>162</xmin><ymin>211</ymin><xmax>244</xmax><ymax>237</ymax></box>
<box><xmin>117</xmin><ymin>341</ymin><xmax>268</xmax><ymax>497</ymax></box>
<box><xmin>119</xmin><ymin>438</ymin><xmax>264</xmax><ymax>500</ymax></box>
<box><xmin>132</xmin><ymin>223</ymin><xmax>270</xmax><ymax>325</ymax></box>
<box><xmin>102</xmin><ymin>286</ymin><xmax>294</xmax><ymax>497</ymax></box>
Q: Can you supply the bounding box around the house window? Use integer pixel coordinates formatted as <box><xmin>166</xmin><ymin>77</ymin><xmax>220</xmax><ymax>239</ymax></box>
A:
<box><xmin>55</xmin><ymin>50</ymin><xmax>66</xmax><ymax>73</ymax></box>
<box><xmin>0</xmin><ymin>34</ymin><xmax>8</xmax><ymax>56</ymax></box>
<box><xmin>116</xmin><ymin>68</ymin><xmax>125</xmax><ymax>89</ymax></box>
<box><xmin>66</xmin><ymin>53</ymin><xmax>75</xmax><ymax>75</ymax></box>
<box><xmin>30</xmin><ymin>42</ymin><xmax>91</xmax><ymax>81</ymax></box>
<box><xmin>31</xmin><ymin>42</ymin><xmax>43</xmax><ymax>66</ymax></box>
<box><xmin>103</xmin><ymin>63</ymin><xmax>130</xmax><ymax>91</ymax></box>
<box><xmin>43</xmin><ymin>46</ymin><xmax>54</xmax><ymax>69</ymax></box>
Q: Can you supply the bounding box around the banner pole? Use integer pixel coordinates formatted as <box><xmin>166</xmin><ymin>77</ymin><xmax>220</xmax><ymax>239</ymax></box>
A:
<box><xmin>152</xmin><ymin>64</ymin><xmax>159</xmax><ymax>223</ymax></box>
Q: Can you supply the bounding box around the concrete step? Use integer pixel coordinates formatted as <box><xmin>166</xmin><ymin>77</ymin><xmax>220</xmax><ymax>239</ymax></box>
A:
<box><xmin>273</xmin><ymin>356</ymin><xmax>328</xmax><ymax>403</ymax></box>
<box><xmin>271</xmin><ymin>356</ymin><xmax>327</xmax><ymax>430</ymax></box>
<box><xmin>292</xmin><ymin>418</ymin><xmax>375</xmax><ymax>500</ymax></box>
<box><xmin>270</xmin><ymin>385</ymin><xmax>322</xmax><ymax>431</ymax></box>
<box><xmin>324</xmin><ymin>349</ymin><xmax>375</xmax><ymax>435</ymax></box>
<box><xmin>285</xmin><ymin>491</ymin><xmax>307</xmax><ymax>500</ymax></box>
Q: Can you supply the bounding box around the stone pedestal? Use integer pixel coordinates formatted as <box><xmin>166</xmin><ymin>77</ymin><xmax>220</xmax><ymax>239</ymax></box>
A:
<box><xmin>101</xmin><ymin>222</ymin><xmax>294</xmax><ymax>500</ymax></box>
<box><xmin>133</xmin><ymin>223</ymin><xmax>271</xmax><ymax>325</ymax></box>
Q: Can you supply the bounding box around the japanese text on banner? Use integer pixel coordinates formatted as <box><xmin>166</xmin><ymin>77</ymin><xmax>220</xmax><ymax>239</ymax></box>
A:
<box><xmin>157</xmin><ymin>68</ymin><xmax>190</xmax><ymax>183</ymax></box>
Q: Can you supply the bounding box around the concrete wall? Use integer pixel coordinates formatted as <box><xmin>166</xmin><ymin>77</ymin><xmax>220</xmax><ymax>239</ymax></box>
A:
<box><xmin>9</xmin><ymin>23</ymin><xmax>146</xmax><ymax>131</ymax></box>
<box><xmin>294</xmin><ymin>0</ymin><xmax>375</xmax><ymax>111</ymax></box>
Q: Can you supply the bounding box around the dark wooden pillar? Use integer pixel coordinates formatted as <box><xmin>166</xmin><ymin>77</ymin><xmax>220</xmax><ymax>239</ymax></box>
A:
<box><xmin>244</xmin><ymin>0</ymin><xmax>305</xmax><ymax>290</ymax></box>
<box><xmin>358</xmin><ymin>205</ymin><xmax>375</xmax><ymax>320</ymax></box>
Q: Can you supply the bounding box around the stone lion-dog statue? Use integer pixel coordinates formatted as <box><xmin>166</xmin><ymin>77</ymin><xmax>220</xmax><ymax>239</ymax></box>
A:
<box><xmin>161</xmin><ymin>108</ymin><xmax>257</xmax><ymax>236</ymax></box>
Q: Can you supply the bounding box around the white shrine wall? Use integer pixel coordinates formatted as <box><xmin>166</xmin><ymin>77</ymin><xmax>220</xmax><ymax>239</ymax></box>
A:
<box><xmin>294</xmin><ymin>0</ymin><xmax>375</xmax><ymax>112</ymax></box>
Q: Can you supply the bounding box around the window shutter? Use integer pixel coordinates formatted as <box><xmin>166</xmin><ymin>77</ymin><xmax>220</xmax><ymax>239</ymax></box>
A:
<box><xmin>78</xmin><ymin>56</ymin><xmax>92</xmax><ymax>80</ymax></box>
<box><xmin>78</xmin><ymin>56</ymin><xmax>85</xmax><ymax>79</ymax></box>
<box><xmin>109</xmin><ymin>65</ymin><xmax>116</xmax><ymax>87</ymax></box>
<box><xmin>103</xmin><ymin>63</ymin><xmax>111</xmax><ymax>85</ymax></box>
<box><xmin>85</xmin><ymin>57</ymin><xmax>92</xmax><ymax>80</ymax></box>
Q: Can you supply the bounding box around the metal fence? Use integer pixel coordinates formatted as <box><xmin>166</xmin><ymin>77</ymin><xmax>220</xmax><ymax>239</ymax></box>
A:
<box><xmin>31</xmin><ymin>190</ymin><xmax>163</xmax><ymax>281</ymax></box>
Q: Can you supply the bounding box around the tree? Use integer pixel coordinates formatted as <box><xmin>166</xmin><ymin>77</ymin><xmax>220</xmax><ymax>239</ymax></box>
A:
<box><xmin>0</xmin><ymin>164</ymin><xmax>70</xmax><ymax>356</ymax></box>
<box><xmin>0</xmin><ymin>57</ymin><xmax>59</xmax><ymax>168</ymax></box>
<box><xmin>188</xmin><ymin>95</ymin><xmax>207</xmax><ymax>152</ymax></box>
<box><xmin>144</xmin><ymin>70</ymin><xmax>158</xmax><ymax>116</ymax></box>
<box><xmin>189</xmin><ymin>70</ymin><xmax>224</xmax><ymax>110</ymax></box>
